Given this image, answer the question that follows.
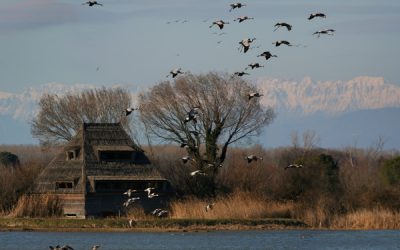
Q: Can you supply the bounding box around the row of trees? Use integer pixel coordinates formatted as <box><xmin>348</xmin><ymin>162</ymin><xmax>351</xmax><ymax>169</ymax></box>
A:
<box><xmin>1</xmin><ymin>144</ymin><xmax>400</xmax><ymax>215</ymax></box>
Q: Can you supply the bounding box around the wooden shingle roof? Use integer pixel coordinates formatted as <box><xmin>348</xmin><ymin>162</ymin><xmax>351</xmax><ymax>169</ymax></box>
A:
<box><xmin>34</xmin><ymin>123</ymin><xmax>164</xmax><ymax>194</ymax></box>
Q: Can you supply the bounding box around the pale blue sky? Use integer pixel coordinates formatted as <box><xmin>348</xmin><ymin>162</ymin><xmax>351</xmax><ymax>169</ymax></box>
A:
<box><xmin>1</xmin><ymin>0</ymin><xmax>400</xmax><ymax>93</ymax></box>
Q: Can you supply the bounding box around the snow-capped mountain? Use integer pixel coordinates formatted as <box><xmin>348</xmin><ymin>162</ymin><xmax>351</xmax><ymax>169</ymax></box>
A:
<box><xmin>1</xmin><ymin>76</ymin><xmax>400</xmax><ymax>148</ymax></box>
<box><xmin>257</xmin><ymin>76</ymin><xmax>400</xmax><ymax>115</ymax></box>
<box><xmin>1</xmin><ymin>76</ymin><xmax>400</xmax><ymax>121</ymax></box>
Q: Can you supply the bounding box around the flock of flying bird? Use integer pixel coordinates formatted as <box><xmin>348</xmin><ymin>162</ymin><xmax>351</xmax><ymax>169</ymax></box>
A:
<box><xmin>78</xmin><ymin>0</ymin><xmax>334</xmax><ymax>234</ymax></box>
<box><xmin>120</xmin><ymin>0</ymin><xmax>328</xmax><ymax>216</ymax></box>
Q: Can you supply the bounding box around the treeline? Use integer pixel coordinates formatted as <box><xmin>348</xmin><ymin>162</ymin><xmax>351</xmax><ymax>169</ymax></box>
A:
<box><xmin>148</xmin><ymin>143</ymin><xmax>400</xmax><ymax>226</ymax></box>
<box><xmin>1</xmin><ymin>144</ymin><xmax>400</xmax><ymax>227</ymax></box>
<box><xmin>0</xmin><ymin>145</ymin><xmax>59</xmax><ymax>214</ymax></box>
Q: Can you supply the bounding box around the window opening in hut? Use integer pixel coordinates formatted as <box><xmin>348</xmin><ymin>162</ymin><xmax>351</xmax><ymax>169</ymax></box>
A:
<box><xmin>99</xmin><ymin>151</ymin><xmax>132</xmax><ymax>162</ymax></box>
<box><xmin>56</xmin><ymin>181</ymin><xmax>73</xmax><ymax>189</ymax></box>
<box><xmin>66</xmin><ymin>149</ymin><xmax>80</xmax><ymax>160</ymax></box>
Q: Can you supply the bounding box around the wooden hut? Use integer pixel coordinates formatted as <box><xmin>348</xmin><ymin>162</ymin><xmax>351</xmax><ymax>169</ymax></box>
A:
<box><xmin>34</xmin><ymin>123</ymin><xmax>171</xmax><ymax>218</ymax></box>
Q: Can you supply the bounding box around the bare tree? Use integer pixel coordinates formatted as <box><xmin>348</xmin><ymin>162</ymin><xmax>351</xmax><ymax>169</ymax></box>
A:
<box><xmin>291</xmin><ymin>130</ymin><xmax>300</xmax><ymax>149</ymax></box>
<box><xmin>302</xmin><ymin>130</ymin><xmax>320</xmax><ymax>150</ymax></box>
<box><xmin>31</xmin><ymin>87</ymin><xmax>132</xmax><ymax>145</ymax></box>
<box><xmin>139</xmin><ymin>72</ymin><xmax>275</xmax><ymax>175</ymax></box>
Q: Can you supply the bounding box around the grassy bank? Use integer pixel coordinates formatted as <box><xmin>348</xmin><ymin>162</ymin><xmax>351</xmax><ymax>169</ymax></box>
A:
<box><xmin>0</xmin><ymin>217</ymin><xmax>306</xmax><ymax>232</ymax></box>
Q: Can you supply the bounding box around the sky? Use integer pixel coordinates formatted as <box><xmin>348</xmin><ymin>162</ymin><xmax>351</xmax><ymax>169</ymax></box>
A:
<box><xmin>1</xmin><ymin>0</ymin><xmax>400</xmax><ymax>148</ymax></box>
<box><xmin>1</xmin><ymin>0</ymin><xmax>400</xmax><ymax>93</ymax></box>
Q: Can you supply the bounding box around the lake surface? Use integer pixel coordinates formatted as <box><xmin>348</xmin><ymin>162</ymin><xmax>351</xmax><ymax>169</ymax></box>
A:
<box><xmin>0</xmin><ymin>230</ymin><xmax>399</xmax><ymax>250</ymax></box>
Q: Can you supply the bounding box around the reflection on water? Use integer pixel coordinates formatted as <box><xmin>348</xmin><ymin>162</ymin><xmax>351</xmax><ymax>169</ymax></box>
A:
<box><xmin>0</xmin><ymin>230</ymin><xmax>399</xmax><ymax>250</ymax></box>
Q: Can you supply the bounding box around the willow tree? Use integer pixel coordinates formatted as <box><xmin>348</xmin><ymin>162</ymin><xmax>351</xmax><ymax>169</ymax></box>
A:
<box><xmin>139</xmin><ymin>72</ymin><xmax>275</xmax><ymax>193</ymax></box>
<box><xmin>31</xmin><ymin>87</ymin><xmax>132</xmax><ymax>145</ymax></box>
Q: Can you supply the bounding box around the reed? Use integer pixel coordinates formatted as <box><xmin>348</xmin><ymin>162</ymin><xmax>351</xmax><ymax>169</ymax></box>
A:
<box><xmin>11</xmin><ymin>194</ymin><xmax>63</xmax><ymax>218</ymax></box>
<box><xmin>170</xmin><ymin>191</ymin><xmax>294</xmax><ymax>219</ymax></box>
<box><xmin>331</xmin><ymin>207</ymin><xmax>400</xmax><ymax>229</ymax></box>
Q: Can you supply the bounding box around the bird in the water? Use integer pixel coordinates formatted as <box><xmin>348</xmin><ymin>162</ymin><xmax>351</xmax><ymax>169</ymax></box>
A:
<box><xmin>245</xmin><ymin>154</ymin><xmax>263</xmax><ymax>163</ymax></box>
<box><xmin>248</xmin><ymin>92</ymin><xmax>263</xmax><ymax>100</ymax></box>
<box><xmin>209</xmin><ymin>20</ymin><xmax>229</xmax><ymax>30</ymax></box>
<box><xmin>180</xmin><ymin>156</ymin><xmax>192</xmax><ymax>164</ymax></box>
<box><xmin>239</xmin><ymin>38</ymin><xmax>256</xmax><ymax>53</ymax></box>
<box><xmin>234</xmin><ymin>71</ymin><xmax>250</xmax><ymax>77</ymax></box>
<box><xmin>49</xmin><ymin>245</ymin><xmax>74</xmax><ymax>250</ymax></box>
<box><xmin>257</xmin><ymin>51</ymin><xmax>277</xmax><ymax>60</ymax></box>
<box><xmin>308</xmin><ymin>12</ymin><xmax>326</xmax><ymax>20</ymax></box>
<box><xmin>167</xmin><ymin>68</ymin><xmax>184</xmax><ymax>78</ymax></box>
<box><xmin>82</xmin><ymin>0</ymin><xmax>102</xmax><ymax>6</ymax></box>
<box><xmin>205</xmin><ymin>203</ymin><xmax>215</xmax><ymax>212</ymax></box>
<box><xmin>91</xmin><ymin>245</ymin><xmax>101</xmax><ymax>250</ymax></box>
<box><xmin>274</xmin><ymin>22</ymin><xmax>292</xmax><ymax>31</ymax></box>
<box><xmin>313</xmin><ymin>29</ymin><xmax>335</xmax><ymax>38</ymax></box>
<box><xmin>229</xmin><ymin>2</ymin><xmax>246</xmax><ymax>12</ymax></box>
<box><xmin>285</xmin><ymin>164</ymin><xmax>304</xmax><ymax>170</ymax></box>
<box><xmin>190</xmin><ymin>170</ymin><xmax>206</xmax><ymax>176</ymax></box>
<box><xmin>234</xmin><ymin>16</ymin><xmax>254</xmax><ymax>23</ymax></box>
<box><xmin>273</xmin><ymin>40</ymin><xmax>292</xmax><ymax>47</ymax></box>
<box><xmin>245</xmin><ymin>63</ymin><xmax>264</xmax><ymax>70</ymax></box>
<box><xmin>125</xmin><ymin>107</ymin><xmax>139</xmax><ymax>116</ymax></box>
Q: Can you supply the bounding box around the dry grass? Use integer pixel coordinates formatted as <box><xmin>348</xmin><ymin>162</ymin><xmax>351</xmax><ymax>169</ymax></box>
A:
<box><xmin>331</xmin><ymin>208</ymin><xmax>400</xmax><ymax>229</ymax></box>
<box><xmin>170</xmin><ymin>192</ymin><xmax>294</xmax><ymax>219</ymax></box>
<box><xmin>10</xmin><ymin>194</ymin><xmax>63</xmax><ymax>218</ymax></box>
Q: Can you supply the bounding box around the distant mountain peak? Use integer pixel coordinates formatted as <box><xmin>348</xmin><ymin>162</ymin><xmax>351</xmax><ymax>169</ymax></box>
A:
<box><xmin>257</xmin><ymin>76</ymin><xmax>400</xmax><ymax>115</ymax></box>
<box><xmin>1</xmin><ymin>76</ymin><xmax>400</xmax><ymax>121</ymax></box>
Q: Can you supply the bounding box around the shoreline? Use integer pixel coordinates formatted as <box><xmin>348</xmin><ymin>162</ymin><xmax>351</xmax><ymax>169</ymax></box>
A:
<box><xmin>0</xmin><ymin>217</ymin><xmax>308</xmax><ymax>232</ymax></box>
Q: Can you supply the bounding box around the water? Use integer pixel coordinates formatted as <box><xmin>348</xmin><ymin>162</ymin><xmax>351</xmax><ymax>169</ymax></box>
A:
<box><xmin>0</xmin><ymin>230</ymin><xmax>399</xmax><ymax>250</ymax></box>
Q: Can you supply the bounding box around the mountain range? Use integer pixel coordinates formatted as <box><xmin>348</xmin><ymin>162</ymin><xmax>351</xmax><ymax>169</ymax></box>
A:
<box><xmin>1</xmin><ymin>76</ymin><xmax>400</xmax><ymax>149</ymax></box>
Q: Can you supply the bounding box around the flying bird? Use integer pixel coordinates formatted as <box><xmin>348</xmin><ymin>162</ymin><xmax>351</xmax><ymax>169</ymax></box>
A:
<box><xmin>234</xmin><ymin>16</ymin><xmax>254</xmax><ymax>23</ymax></box>
<box><xmin>245</xmin><ymin>63</ymin><xmax>264</xmax><ymax>70</ymax></box>
<box><xmin>156</xmin><ymin>209</ymin><xmax>169</xmax><ymax>217</ymax></box>
<box><xmin>313</xmin><ymin>29</ymin><xmax>335</xmax><ymax>38</ymax></box>
<box><xmin>239</xmin><ymin>38</ymin><xmax>256</xmax><ymax>53</ymax></box>
<box><xmin>123</xmin><ymin>189</ymin><xmax>137</xmax><ymax>197</ymax></box>
<box><xmin>128</xmin><ymin>218</ymin><xmax>136</xmax><ymax>227</ymax></box>
<box><xmin>123</xmin><ymin>197</ymin><xmax>140</xmax><ymax>207</ymax></box>
<box><xmin>308</xmin><ymin>12</ymin><xmax>326</xmax><ymax>20</ymax></box>
<box><xmin>125</xmin><ymin>107</ymin><xmax>139</xmax><ymax>116</ymax></box>
<box><xmin>273</xmin><ymin>40</ymin><xmax>292</xmax><ymax>47</ymax></box>
<box><xmin>167</xmin><ymin>68</ymin><xmax>184</xmax><ymax>78</ymax></box>
<box><xmin>205</xmin><ymin>203</ymin><xmax>215</xmax><ymax>212</ymax></box>
<box><xmin>152</xmin><ymin>208</ymin><xmax>163</xmax><ymax>216</ymax></box>
<box><xmin>82</xmin><ymin>0</ymin><xmax>102</xmax><ymax>6</ymax></box>
<box><xmin>229</xmin><ymin>2</ymin><xmax>246</xmax><ymax>12</ymax></box>
<box><xmin>180</xmin><ymin>156</ymin><xmax>192</xmax><ymax>164</ymax></box>
<box><xmin>245</xmin><ymin>154</ymin><xmax>263</xmax><ymax>163</ymax></box>
<box><xmin>234</xmin><ymin>71</ymin><xmax>250</xmax><ymax>77</ymax></box>
<box><xmin>248</xmin><ymin>92</ymin><xmax>263</xmax><ymax>100</ymax></box>
<box><xmin>144</xmin><ymin>187</ymin><xmax>158</xmax><ymax>198</ymax></box>
<box><xmin>184</xmin><ymin>107</ymin><xmax>200</xmax><ymax>124</ymax></box>
<box><xmin>257</xmin><ymin>51</ymin><xmax>277</xmax><ymax>60</ymax></box>
<box><xmin>274</xmin><ymin>22</ymin><xmax>292</xmax><ymax>31</ymax></box>
<box><xmin>190</xmin><ymin>170</ymin><xmax>206</xmax><ymax>176</ymax></box>
<box><xmin>209</xmin><ymin>20</ymin><xmax>229</xmax><ymax>30</ymax></box>
<box><xmin>285</xmin><ymin>164</ymin><xmax>304</xmax><ymax>170</ymax></box>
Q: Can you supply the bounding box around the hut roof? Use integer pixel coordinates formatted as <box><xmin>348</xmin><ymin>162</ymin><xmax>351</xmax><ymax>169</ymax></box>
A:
<box><xmin>34</xmin><ymin>123</ymin><xmax>164</xmax><ymax>194</ymax></box>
